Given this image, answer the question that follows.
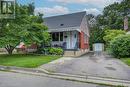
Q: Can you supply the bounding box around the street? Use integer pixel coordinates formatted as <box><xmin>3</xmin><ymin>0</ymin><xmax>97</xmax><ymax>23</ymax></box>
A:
<box><xmin>0</xmin><ymin>71</ymin><xmax>106</xmax><ymax>87</ymax></box>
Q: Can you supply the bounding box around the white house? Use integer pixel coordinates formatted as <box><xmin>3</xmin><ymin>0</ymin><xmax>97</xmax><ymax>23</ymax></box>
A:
<box><xmin>44</xmin><ymin>11</ymin><xmax>90</xmax><ymax>56</ymax></box>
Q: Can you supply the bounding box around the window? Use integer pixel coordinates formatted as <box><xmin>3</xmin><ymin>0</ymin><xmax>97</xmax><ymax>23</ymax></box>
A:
<box><xmin>52</xmin><ymin>33</ymin><xmax>59</xmax><ymax>41</ymax></box>
<box><xmin>60</xmin><ymin>32</ymin><xmax>63</xmax><ymax>41</ymax></box>
<box><xmin>75</xmin><ymin>34</ymin><xmax>77</xmax><ymax>38</ymax></box>
<box><xmin>52</xmin><ymin>32</ymin><xmax>63</xmax><ymax>41</ymax></box>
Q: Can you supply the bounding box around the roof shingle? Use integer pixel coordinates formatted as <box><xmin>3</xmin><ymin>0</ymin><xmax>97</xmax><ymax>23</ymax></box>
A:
<box><xmin>44</xmin><ymin>11</ymin><xmax>86</xmax><ymax>30</ymax></box>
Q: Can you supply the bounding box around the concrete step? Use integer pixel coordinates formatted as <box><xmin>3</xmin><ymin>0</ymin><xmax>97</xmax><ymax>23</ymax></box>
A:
<box><xmin>63</xmin><ymin>49</ymin><xmax>89</xmax><ymax>57</ymax></box>
<box><xmin>64</xmin><ymin>51</ymin><xmax>75</xmax><ymax>56</ymax></box>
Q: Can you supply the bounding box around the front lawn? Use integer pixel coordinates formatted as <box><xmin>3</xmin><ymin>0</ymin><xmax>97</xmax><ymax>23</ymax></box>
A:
<box><xmin>0</xmin><ymin>54</ymin><xmax>61</xmax><ymax>68</ymax></box>
<box><xmin>121</xmin><ymin>58</ymin><xmax>130</xmax><ymax>66</ymax></box>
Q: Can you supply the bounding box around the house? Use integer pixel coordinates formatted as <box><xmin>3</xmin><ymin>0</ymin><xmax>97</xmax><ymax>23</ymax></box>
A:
<box><xmin>16</xmin><ymin>42</ymin><xmax>38</xmax><ymax>53</ymax></box>
<box><xmin>88</xmin><ymin>18</ymin><xmax>97</xmax><ymax>27</ymax></box>
<box><xmin>44</xmin><ymin>11</ymin><xmax>90</xmax><ymax>56</ymax></box>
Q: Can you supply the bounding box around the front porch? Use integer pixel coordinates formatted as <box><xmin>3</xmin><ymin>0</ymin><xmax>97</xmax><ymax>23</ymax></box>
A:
<box><xmin>50</xmin><ymin>31</ymin><xmax>80</xmax><ymax>50</ymax></box>
<box><xmin>50</xmin><ymin>30</ymin><xmax>89</xmax><ymax>56</ymax></box>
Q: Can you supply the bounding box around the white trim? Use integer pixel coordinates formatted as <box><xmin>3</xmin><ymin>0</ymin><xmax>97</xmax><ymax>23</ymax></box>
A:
<box><xmin>48</xmin><ymin>27</ymin><xmax>81</xmax><ymax>32</ymax></box>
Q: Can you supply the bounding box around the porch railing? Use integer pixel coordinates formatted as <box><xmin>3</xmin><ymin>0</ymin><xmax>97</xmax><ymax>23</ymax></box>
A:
<box><xmin>51</xmin><ymin>41</ymin><xmax>80</xmax><ymax>50</ymax></box>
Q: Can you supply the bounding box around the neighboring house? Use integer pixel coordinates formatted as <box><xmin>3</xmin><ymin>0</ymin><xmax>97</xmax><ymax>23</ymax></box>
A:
<box><xmin>44</xmin><ymin>11</ymin><xmax>90</xmax><ymax>56</ymax></box>
<box><xmin>16</xmin><ymin>42</ymin><xmax>37</xmax><ymax>53</ymax></box>
<box><xmin>88</xmin><ymin>18</ymin><xmax>97</xmax><ymax>27</ymax></box>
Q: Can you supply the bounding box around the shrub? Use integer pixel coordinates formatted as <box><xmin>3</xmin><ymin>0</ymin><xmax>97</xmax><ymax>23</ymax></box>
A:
<box><xmin>110</xmin><ymin>34</ymin><xmax>130</xmax><ymax>58</ymax></box>
<box><xmin>103</xmin><ymin>30</ymin><xmax>126</xmax><ymax>46</ymax></box>
<box><xmin>49</xmin><ymin>47</ymin><xmax>63</xmax><ymax>55</ymax></box>
<box><xmin>36</xmin><ymin>48</ymin><xmax>48</xmax><ymax>54</ymax></box>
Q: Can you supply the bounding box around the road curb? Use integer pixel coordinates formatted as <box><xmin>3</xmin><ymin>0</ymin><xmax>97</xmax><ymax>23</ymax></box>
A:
<box><xmin>0</xmin><ymin>65</ymin><xmax>130</xmax><ymax>87</ymax></box>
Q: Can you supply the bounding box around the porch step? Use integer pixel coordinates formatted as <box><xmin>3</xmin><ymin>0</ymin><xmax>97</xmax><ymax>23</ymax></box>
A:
<box><xmin>64</xmin><ymin>51</ymin><xmax>76</xmax><ymax>57</ymax></box>
<box><xmin>63</xmin><ymin>49</ymin><xmax>89</xmax><ymax>57</ymax></box>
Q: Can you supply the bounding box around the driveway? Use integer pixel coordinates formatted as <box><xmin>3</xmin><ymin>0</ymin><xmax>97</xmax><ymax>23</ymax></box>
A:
<box><xmin>39</xmin><ymin>52</ymin><xmax>130</xmax><ymax>80</ymax></box>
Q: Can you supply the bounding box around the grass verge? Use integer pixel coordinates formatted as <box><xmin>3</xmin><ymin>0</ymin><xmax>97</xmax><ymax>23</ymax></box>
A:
<box><xmin>0</xmin><ymin>54</ymin><xmax>61</xmax><ymax>68</ymax></box>
<box><xmin>121</xmin><ymin>58</ymin><xmax>130</xmax><ymax>66</ymax></box>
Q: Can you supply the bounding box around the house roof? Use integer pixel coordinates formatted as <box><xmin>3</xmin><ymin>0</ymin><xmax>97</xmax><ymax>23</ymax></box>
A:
<box><xmin>43</xmin><ymin>11</ymin><xmax>86</xmax><ymax>32</ymax></box>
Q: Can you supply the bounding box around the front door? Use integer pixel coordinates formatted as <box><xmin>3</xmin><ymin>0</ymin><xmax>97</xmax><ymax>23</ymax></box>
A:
<box><xmin>72</xmin><ymin>31</ymin><xmax>78</xmax><ymax>49</ymax></box>
<box><xmin>66</xmin><ymin>32</ymin><xmax>71</xmax><ymax>49</ymax></box>
<box><xmin>64</xmin><ymin>31</ymin><xmax>77</xmax><ymax>49</ymax></box>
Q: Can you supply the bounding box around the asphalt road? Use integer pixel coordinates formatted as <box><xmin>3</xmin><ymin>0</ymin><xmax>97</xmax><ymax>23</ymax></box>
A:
<box><xmin>0</xmin><ymin>71</ymin><xmax>106</xmax><ymax>87</ymax></box>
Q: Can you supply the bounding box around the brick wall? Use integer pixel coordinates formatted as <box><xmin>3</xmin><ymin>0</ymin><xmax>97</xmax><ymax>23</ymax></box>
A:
<box><xmin>79</xmin><ymin>31</ymin><xmax>89</xmax><ymax>49</ymax></box>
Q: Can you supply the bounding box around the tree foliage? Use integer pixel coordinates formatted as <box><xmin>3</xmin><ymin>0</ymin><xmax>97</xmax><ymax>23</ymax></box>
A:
<box><xmin>97</xmin><ymin>0</ymin><xmax>130</xmax><ymax>29</ymax></box>
<box><xmin>89</xmin><ymin>26</ymin><xmax>105</xmax><ymax>50</ymax></box>
<box><xmin>0</xmin><ymin>4</ymin><xmax>50</xmax><ymax>54</ymax></box>
<box><xmin>103</xmin><ymin>30</ymin><xmax>126</xmax><ymax>45</ymax></box>
<box><xmin>110</xmin><ymin>34</ymin><xmax>130</xmax><ymax>58</ymax></box>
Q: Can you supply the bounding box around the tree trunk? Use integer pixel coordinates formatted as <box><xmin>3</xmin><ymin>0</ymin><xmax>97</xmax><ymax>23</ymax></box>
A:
<box><xmin>5</xmin><ymin>45</ymin><xmax>15</xmax><ymax>55</ymax></box>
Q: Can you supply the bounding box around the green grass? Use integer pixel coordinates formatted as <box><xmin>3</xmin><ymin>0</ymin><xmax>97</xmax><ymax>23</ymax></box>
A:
<box><xmin>121</xmin><ymin>58</ymin><xmax>130</xmax><ymax>66</ymax></box>
<box><xmin>0</xmin><ymin>54</ymin><xmax>61</xmax><ymax>68</ymax></box>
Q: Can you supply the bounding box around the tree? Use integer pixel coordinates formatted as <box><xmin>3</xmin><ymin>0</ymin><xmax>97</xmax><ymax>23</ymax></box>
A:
<box><xmin>89</xmin><ymin>26</ymin><xmax>105</xmax><ymax>50</ymax></box>
<box><xmin>0</xmin><ymin>4</ymin><xmax>50</xmax><ymax>54</ymax></box>
<box><xmin>97</xmin><ymin>0</ymin><xmax>130</xmax><ymax>29</ymax></box>
<box><xmin>0</xmin><ymin>22</ymin><xmax>22</xmax><ymax>54</ymax></box>
<box><xmin>28</xmin><ymin>2</ymin><xmax>35</xmax><ymax>15</ymax></box>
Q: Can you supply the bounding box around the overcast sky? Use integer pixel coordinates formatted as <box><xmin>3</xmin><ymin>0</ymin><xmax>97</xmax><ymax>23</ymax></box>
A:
<box><xmin>18</xmin><ymin>0</ymin><xmax>122</xmax><ymax>17</ymax></box>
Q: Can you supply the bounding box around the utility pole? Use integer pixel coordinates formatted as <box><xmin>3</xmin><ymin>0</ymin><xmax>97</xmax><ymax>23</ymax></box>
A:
<box><xmin>124</xmin><ymin>8</ymin><xmax>130</xmax><ymax>33</ymax></box>
<box><xmin>124</xmin><ymin>16</ymin><xmax>128</xmax><ymax>31</ymax></box>
<box><xmin>124</xmin><ymin>15</ymin><xmax>130</xmax><ymax>34</ymax></box>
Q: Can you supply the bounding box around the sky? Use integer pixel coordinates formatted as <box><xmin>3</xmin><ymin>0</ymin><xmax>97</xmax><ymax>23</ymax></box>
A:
<box><xmin>18</xmin><ymin>0</ymin><xmax>122</xmax><ymax>17</ymax></box>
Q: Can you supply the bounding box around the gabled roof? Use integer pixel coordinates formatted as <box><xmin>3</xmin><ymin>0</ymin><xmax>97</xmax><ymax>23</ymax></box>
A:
<box><xmin>43</xmin><ymin>11</ymin><xmax>86</xmax><ymax>32</ymax></box>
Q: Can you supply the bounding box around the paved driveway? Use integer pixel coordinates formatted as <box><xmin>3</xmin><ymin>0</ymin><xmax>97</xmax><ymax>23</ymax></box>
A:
<box><xmin>39</xmin><ymin>52</ymin><xmax>130</xmax><ymax>80</ymax></box>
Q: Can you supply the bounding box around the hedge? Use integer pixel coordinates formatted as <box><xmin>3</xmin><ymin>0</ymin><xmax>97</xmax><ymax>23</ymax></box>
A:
<box><xmin>110</xmin><ymin>34</ymin><xmax>130</xmax><ymax>58</ymax></box>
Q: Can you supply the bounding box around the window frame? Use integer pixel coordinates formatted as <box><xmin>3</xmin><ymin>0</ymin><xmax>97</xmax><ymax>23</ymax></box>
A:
<box><xmin>52</xmin><ymin>32</ymin><xmax>63</xmax><ymax>41</ymax></box>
